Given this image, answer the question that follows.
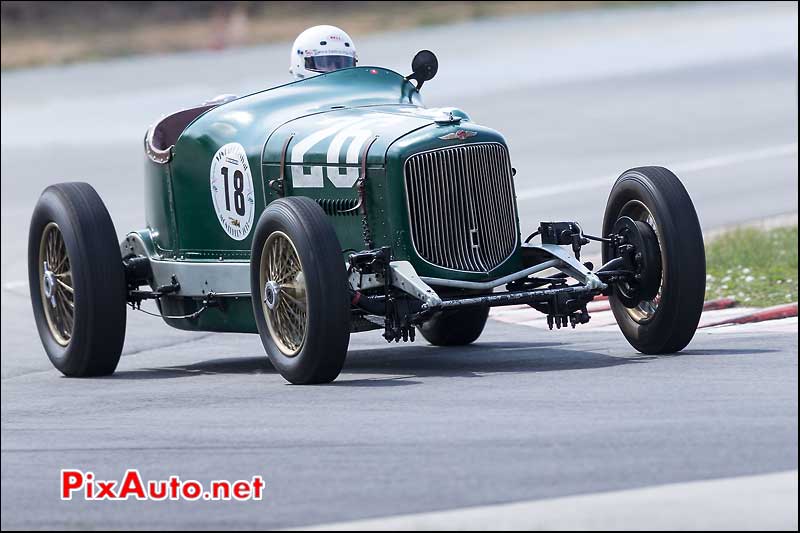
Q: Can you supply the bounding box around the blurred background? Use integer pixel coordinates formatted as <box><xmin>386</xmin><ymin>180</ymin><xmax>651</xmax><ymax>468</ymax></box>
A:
<box><xmin>1</xmin><ymin>1</ymin><xmax>633</xmax><ymax>69</ymax></box>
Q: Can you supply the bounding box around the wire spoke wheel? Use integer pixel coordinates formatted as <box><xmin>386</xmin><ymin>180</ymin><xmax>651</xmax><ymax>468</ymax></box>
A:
<box><xmin>38</xmin><ymin>222</ymin><xmax>74</xmax><ymax>346</ymax></box>
<box><xmin>259</xmin><ymin>231</ymin><xmax>308</xmax><ymax>357</ymax></box>
<box><xmin>618</xmin><ymin>199</ymin><xmax>663</xmax><ymax>324</ymax></box>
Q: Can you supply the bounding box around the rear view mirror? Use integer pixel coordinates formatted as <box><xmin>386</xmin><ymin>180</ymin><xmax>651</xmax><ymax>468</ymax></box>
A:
<box><xmin>407</xmin><ymin>50</ymin><xmax>438</xmax><ymax>90</ymax></box>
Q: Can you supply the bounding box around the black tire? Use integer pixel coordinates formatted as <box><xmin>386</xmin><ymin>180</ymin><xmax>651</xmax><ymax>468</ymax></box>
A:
<box><xmin>250</xmin><ymin>197</ymin><xmax>350</xmax><ymax>384</ymax></box>
<box><xmin>602</xmin><ymin>167</ymin><xmax>705</xmax><ymax>354</ymax></box>
<box><xmin>28</xmin><ymin>182</ymin><xmax>127</xmax><ymax>376</ymax></box>
<box><xmin>418</xmin><ymin>305</ymin><xmax>489</xmax><ymax>346</ymax></box>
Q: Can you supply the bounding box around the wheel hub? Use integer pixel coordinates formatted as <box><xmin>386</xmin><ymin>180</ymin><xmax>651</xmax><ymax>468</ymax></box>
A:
<box><xmin>42</xmin><ymin>262</ymin><xmax>57</xmax><ymax>308</ymax></box>
<box><xmin>613</xmin><ymin>216</ymin><xmax>662</xmax><ymax>308</ymax></box>
<box><xmin>264</xmin><ymin>280</ymin><xmax>281</xmax><ymax>311</ymax></box>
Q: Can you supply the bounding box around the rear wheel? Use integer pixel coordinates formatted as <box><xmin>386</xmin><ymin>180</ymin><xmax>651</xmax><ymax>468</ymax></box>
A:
<box><xmin>250</xmin><ymin>197</ymin><xmax>350</xmax><ymax>384</ymax></box>
<box><xmin>28</xmin><ymin>183</ymin><xmax>127</xmax><ymax>376</ymax></box>
<box><xmin>602</xmin><ymin>167</ymin><xmax>705</xmax><ymax>354</ymax></box>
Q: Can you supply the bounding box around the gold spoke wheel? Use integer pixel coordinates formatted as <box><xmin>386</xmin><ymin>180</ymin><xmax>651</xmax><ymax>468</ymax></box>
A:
<box><xmin>39</xmin><ymin>222</ymin><xmax>74</xmax><ymax>346</ymax></box>
<box><xmin>259</xmin><ymin>231</ymin><xmax>308</xmax><ymax>357</ymax></box>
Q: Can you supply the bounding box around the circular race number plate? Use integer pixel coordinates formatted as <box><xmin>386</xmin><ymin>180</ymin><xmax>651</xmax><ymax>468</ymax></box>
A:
<box><xmin>210</xmin><ymin>143</ymin><xmax>255</xmax><ymax>241</ymax></box>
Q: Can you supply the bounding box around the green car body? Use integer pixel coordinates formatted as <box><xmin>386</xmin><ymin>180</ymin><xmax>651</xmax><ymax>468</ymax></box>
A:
<box><xmin>134</xmin><ymin>66</ymin><xmax>523</xmax><ymax>333</ymax></box>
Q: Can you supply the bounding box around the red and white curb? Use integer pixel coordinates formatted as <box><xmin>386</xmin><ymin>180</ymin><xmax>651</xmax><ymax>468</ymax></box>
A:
<box><xmin>491</xmin><ymin>298</ymin><xmax>798</xmax><ymax>332</ymax></box>
<box><xmin>701</xmin><ymin>302</ymin><xmax>798</xmax><ymax>328</ymax></box>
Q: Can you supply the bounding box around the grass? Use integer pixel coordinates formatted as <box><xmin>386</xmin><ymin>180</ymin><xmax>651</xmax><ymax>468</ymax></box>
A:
<box><xmin>705</xmin><ymin>225</ymin><xmax>798</xmax><ymax>308</ymax></box>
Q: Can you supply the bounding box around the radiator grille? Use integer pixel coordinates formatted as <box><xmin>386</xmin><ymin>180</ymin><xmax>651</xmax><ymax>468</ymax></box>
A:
<box><xmin>404</xmin><ymin>143</ymin><xmax>518</xmax><ymax>273</ymax></box>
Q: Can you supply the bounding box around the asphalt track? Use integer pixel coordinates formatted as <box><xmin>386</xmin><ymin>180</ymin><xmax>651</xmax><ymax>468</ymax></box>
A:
<box><xmin>1</xmin><ymin>2</ymin><xmax>797</xmax><ymax>529</ymax></box>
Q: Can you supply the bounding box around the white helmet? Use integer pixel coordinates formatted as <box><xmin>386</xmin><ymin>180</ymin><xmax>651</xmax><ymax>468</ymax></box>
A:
<box><xmin>289</xmin><ymin>25</ymin><xmax>357</xmax><ymax>80</ymax></box>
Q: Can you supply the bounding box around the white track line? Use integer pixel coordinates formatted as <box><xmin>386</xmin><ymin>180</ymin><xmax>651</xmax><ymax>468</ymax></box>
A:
<box><xmin>300</xmin><ymin>470</ymin><xmax>798</xmax><ymax>531</ymax></box>
<box><xmin>517</xmin><ymin>142</ymin><xmax>798</xmax><ymax>200</ymax></box>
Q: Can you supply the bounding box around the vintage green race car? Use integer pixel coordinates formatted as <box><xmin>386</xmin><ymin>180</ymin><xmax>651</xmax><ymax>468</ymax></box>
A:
<box><xmin>28</xmin><ymin>51</ymin><xmax>706</xmax><ymax>384</ymax></box>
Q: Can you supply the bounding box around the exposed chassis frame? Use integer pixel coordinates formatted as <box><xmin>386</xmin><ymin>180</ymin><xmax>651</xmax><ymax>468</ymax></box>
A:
<box><xmin>350</xmin><ymin>242</ymin><xmax>606</xmax><ymax>303</ymax></box>
<box><xmin>379</xmin><ymin>244</ymin><xmax>606</xmax><ymax>308</ymax></box>
<box><xmin>346</xmin><ymin>238</ymin><xmax>624</xmax><ymax>339</ymax></box>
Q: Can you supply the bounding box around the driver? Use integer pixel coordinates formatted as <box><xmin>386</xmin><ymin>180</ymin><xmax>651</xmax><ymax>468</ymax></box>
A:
<box><xmin>289</xmin><ymin>25</ymin><xmax>358</xmax><ymax>80</ymax></box>
<box><xmin>203</xmin><ymin>25</ymin><xmax>356</xmax><ymax>107</ymax></box>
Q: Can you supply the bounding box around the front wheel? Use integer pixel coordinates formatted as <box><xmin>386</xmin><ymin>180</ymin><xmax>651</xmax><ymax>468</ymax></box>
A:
<box><xmin>602</xmin><ymin>167</ymin><xmax>705</xmax><ymax>354</ymax></box>
<box><xmin>250</xmin><ymin>197</ymin><xmax>350</xmax><ymax>384</ymax></box>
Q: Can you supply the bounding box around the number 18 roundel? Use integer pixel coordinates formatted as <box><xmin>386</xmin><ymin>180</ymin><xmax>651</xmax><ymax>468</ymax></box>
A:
<box><xmin>210</xmin><ymin>142</ymin><xmax>255</xmax><ymax>241</ymax></box>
